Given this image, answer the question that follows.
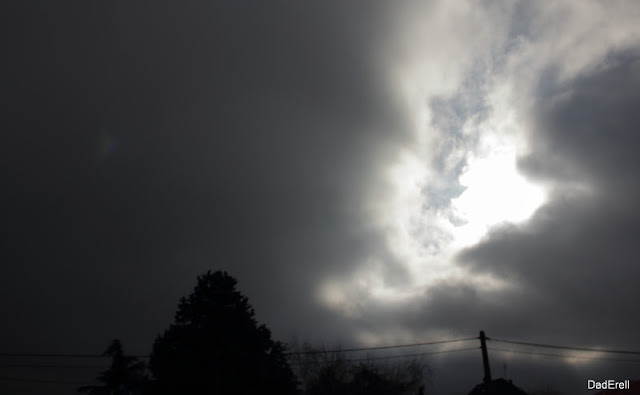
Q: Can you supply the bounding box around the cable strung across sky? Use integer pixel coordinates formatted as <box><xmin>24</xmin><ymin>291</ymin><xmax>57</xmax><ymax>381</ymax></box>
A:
<box><xmin>488</xmin><ymin>337</ymin><xmax>640</xmax><ymax>355</ymax></box>
<box><xmin>488</xmin><ymin>347</ymin><xmax>640</xmax><ymax>364</ymax></box>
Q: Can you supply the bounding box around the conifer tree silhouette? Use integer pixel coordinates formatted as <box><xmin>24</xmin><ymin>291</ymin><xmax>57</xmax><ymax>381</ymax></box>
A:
<box><xmin>78</xmin><ymin>339</ymin><xmax>146</xmax><ymax>394</ymax></box>
<box><xmin>149</xmin><ymin>270</ymin><xmax>298</xmax><ymax>395</ymax></box>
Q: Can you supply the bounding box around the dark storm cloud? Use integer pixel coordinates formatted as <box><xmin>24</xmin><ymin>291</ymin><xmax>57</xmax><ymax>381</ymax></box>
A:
<box><xmin>1</xmin><ymin>0</ymin><xmax>410</xmax><ymax>361</ymax></box>
<box><xmin>451</xmin><ymin>51</ymin><xmax>640</xmax><ymax>348</ymax></box>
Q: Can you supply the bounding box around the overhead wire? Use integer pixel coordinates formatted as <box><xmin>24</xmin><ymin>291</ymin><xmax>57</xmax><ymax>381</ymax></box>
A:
<box><xmin>284</xmin><ymin>336</ymin><xmax>478</xmax><ymax>355</ymax></box>
<box><xmin>0</xmin><ymin>352</ymin><xmax>149</xmax><ymax>359</ymax></box>
<box><xmin>335</xmin><ymin>346</ymin><xmax>480</xmax><ymax>363</ymax></box>
<box><xmin>488</xmin><ymin>346</ymin><xmax>640</xmax><ymax>364</ymax></box>
<box><xmin>488</xmin><ymin>337</ymin><xmax>640</xmax><ymax>356</ymax></box>
<box><xmin>0</xmin><ymin>364</ymin><xmax>107</xmax><ymax>369</ymax></box>
<box><xmin>289</xmin><ymin>346</ymin><xmax>480</xmax><ymax>365</ymax></box>
<box><xmin>4</xmin><ymin>333</ymin><xmax>640</xmax><ymax>384</ymax></box>
<box><xmin>0</xmin><ymin>337</ymin><xmax>477</xmax><ymax>359</ymax></box>
<box><xmin>0</xmin><ymin>376</ymin><xmax>87</xmax><ymax>385</ymax></box>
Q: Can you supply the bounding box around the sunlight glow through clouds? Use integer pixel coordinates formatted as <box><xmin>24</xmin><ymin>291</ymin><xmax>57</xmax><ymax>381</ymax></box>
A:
<box><xmin>318</xmin><ymin>127</ymin><xmax>546</xmax><ymax>315</ymax></box>
<box><xmin>449</xmin><ymin>136</ymin><xmax>546</xmax><ymax>248</ymax></box>
<box><xmin>316</xmin><ymin>1</ymin><xmax>554</xmax><ymax>330</ymax></box>
<box><xmin>309</xmin><ymin>0</ymin><xmax>640</xmax><ymax>359</ymax></box>
<box><xmin>319</xmin><ymin>94</ymin><xmax>549</xmax><ymax>323</ymax></box>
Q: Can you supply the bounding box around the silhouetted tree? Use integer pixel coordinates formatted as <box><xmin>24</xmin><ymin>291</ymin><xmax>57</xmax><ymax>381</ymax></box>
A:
<box><xmin>78</xmin><ymin>339</ymin><xmax>147</xmax><ymax>394</ymax></box>
<box><xmin>291</xmin><ymin>342</ymin><xmax>429</xmax><ymax>395</ymax></box>
<box><xmin>148</xmin><ymin>270</ymin><xmax>298</xmax><ymax>395</ymax></box>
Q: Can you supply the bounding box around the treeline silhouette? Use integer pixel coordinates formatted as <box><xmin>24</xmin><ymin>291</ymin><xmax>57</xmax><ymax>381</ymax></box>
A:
<box><xmin>79</xmin><ymin>270</ymin><xmax>429</xmax><ymax>395</ymax></box>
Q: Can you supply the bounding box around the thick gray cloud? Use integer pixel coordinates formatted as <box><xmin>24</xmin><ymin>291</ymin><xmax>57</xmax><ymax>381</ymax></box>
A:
<box><xmin>367</xmin><ymin>52</ymin><xmax>640</xmax><ymax>394</ymax></box>
<box><xmin>523</xmin><ymin>51</ymin><xmax>640</xmax><ymax>192</ymax></box>
<box><xmin>448</xmin><ymin>51</ymin><xmax>640</xmax><ymax>389</ymax></box>
<box><xmin>1</xmin><ymin>1</ymin><xmax>409</xmax><ymax>362</ymax></box>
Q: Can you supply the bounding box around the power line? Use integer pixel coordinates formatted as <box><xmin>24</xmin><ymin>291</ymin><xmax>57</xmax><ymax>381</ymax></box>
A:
<box><xmin>0</xmin><ymin>364</ymin><xmax>107</xmax><ymax>369</ymax></box>
<box><xmin>6</xmin><ymin>334</ymin><xmax>635</xmax><ymax>361</ymax></box>
<box><xmin>0</xmin><ymin>347</ymin><xmax>480</xmax><ymax>370</ymax></box>
<box><xmin>488</xmin><ymin>346</ymin><xmax>640</xmax><ymax>364</ymax></box>
<box><xmin>0</xmin><ymin>353</ymin><xmax>103</xmax><ymax>358</ymax></box>
<box><xmin>0</xmin><ymin>337</ymin><xmax>477</xmax><ymax>372</ymax></box>
<box><xmin>291</xmin><ymin>346</ymin><xmax>480</xmax><ymax>365</ymax></box>
<box><xmin>0</xmin><ymin>353</ymin><xmax>149</xmax><ymax>359</ymax></box>
<box><xmin>347</xmin><ymin>346</ymin><xmax>480</xmax><ymax>362</ymax></box>
<box><xmin>0</xmin><ymin>376</ymin><xmax>86</xmax><ymax>385</ymax></box>
<box><xmin>488</xmin><ymin>337</ymin><xmax>640</xmax><ymax>356</ymax></box>
<box><xmin>285</xmin><ymin>337</ymin><xmax>478</xmax><ymax>356</ymax></box>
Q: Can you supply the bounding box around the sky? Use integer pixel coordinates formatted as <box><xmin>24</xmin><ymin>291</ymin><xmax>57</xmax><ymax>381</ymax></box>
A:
<box><xmin>2</xmin><ymin>1</ymin><xmax>640</xmax><ymax>394</ymax></box>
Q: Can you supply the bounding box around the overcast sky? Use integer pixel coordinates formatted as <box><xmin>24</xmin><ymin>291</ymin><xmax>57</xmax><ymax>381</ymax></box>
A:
<box><xmin>3</xmin><ymin>1</ymin><xmax>640</xmax><ymax>394</ymax></box>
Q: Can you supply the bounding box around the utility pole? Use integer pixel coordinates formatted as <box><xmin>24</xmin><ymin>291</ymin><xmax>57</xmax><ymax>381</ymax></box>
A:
<box><xmin>480</xmin><ymin>330</ymin><xmax>492</xmax><ymax>384</ymax></box>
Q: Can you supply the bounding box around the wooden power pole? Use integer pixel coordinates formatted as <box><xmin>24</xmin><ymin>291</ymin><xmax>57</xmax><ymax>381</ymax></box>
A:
<box><xmin>480</xmin><ymin>330</ymin><xmax>492</xmax><ymax>384</ymax></box>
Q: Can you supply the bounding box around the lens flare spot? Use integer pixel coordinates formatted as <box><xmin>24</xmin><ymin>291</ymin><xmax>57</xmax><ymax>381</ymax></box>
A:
<box><xmin>97</xmin><ymin>132</ymin><xmax>116</xmax><ymax>164</ymax></box>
